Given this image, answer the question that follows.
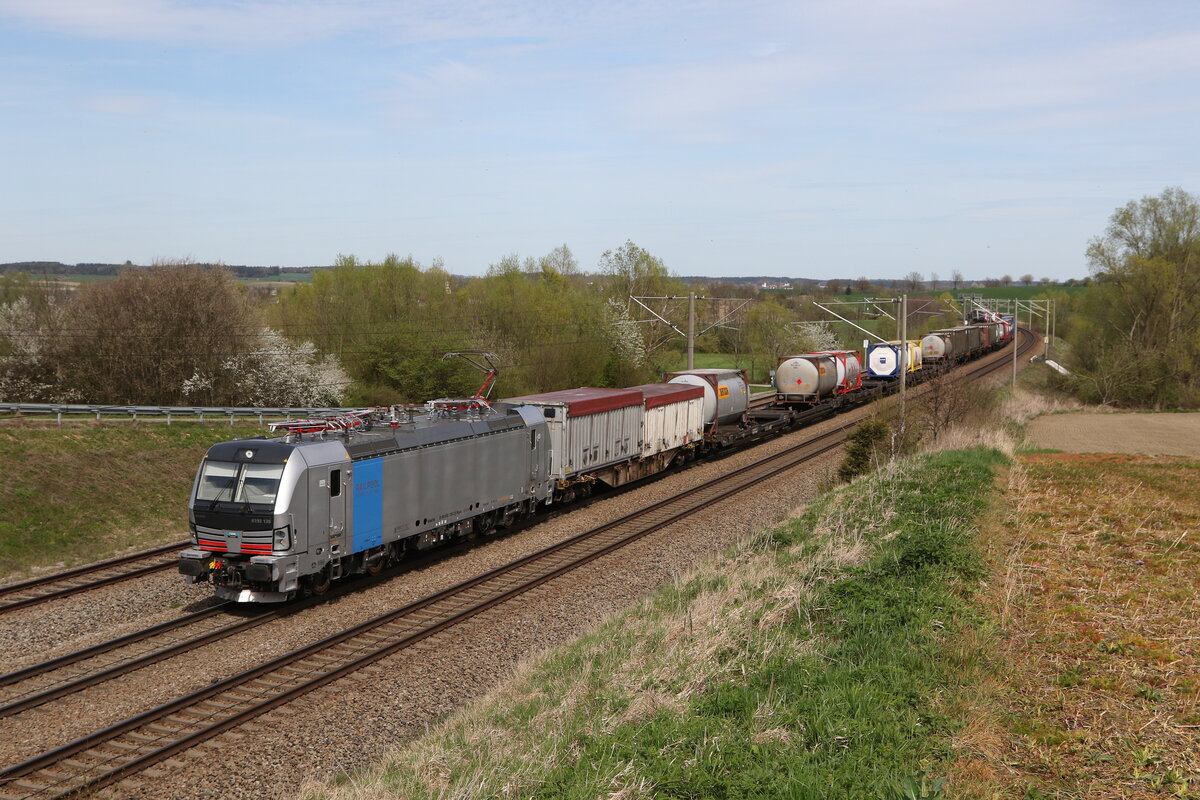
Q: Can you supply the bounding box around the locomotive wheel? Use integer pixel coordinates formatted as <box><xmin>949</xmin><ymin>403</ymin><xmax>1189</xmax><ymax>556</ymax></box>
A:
<box><xmin>363</xmin><ymin>550</ymin><xmax>385</xmax><ymax>576</ymax></box>
<box><xmin>306</xmin><ymin>568</ymin><xmax>332</xmax><ymax>596</ymax></box>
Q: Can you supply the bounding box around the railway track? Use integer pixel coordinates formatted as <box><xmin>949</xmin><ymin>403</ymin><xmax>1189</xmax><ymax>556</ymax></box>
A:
<box><xmin>0</xmin><ymin>603</ymin><xmax>260</xmax><ymax>718</ymax></box>
<box><xmin>0</xmin><ymin>543</ymin><xmax>188</xmax><ymax>616</ymax></box>
<box><xmin>0</xmin><ymin>538</ymin><xmax>478</xmax><ymax>719</ymax></box>
<box><xmin>0</xmin><ymin>332</ymin><xmax>1036</xmax><ymax>799</ymax></box>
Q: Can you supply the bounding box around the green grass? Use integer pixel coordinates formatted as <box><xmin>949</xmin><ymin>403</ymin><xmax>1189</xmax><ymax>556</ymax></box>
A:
<box><xmin>665</xmin><ymin>351</ymin><xmax>745</xmax><ymax>371</ymax></box>
<box><xmin>665</xmin><ymin>352</ymin><xmax>780</xmax><ymax>385</ymax></box>
<box><xmin>240</xmin><ymin>271</ymin><xmax>316</xmax><ymax>284</ymax></box>
<box><xmin>0</xmin><ymin>421</ymin><xmax>267</xmax><ymax>579</ymax></box>
<box><xmin>309</xmin><ymin>447</ymin><xmax>1007</xmax><ymax>800</ymax></box>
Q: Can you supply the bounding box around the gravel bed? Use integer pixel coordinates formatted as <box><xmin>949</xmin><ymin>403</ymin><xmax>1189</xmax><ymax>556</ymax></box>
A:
<box><xmin>90</xmin><ymin>433</ymin><xmax>843</xmax><ymax>800</ymax></box>
<box><xmin>0</xmin><ymin>572</ymin><xmax>219</xmax><ymax>674</ymax></box>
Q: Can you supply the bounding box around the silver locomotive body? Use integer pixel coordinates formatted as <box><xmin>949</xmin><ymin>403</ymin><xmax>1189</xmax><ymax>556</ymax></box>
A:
<box><xmin>179</xmin><ymin>404</ymin><xmax>550</xmax><ymax>601</ymax></box>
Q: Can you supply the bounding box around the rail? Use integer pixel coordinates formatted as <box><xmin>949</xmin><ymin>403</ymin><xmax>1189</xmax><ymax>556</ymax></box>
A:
<box><xmin>0</xmin><ymin>543</ymin><xmax>188</xmax><ymax>615</ymax></box>
<box><xmin>0</xmin><ymin>404</ymin><xmax>359</xmax><ymax>425</ymax></box>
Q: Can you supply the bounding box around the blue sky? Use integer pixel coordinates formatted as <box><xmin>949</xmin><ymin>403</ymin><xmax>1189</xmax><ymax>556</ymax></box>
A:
<box><xmin>2</xmin><ymin>1</ymin><xmax>1198</xmax><ymax>281</ymax></box>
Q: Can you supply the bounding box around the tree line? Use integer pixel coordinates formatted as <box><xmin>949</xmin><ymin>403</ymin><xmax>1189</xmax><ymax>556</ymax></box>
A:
<box><xmin>16</xmin><ymin>221</ymin><xmax>1160</xmax><ymax>410</ymax></box>
<box><xmin>0</xmin><ymin>242</ymin><xmax>843</xmax><ymax>406</ymax></box>
<box><xmin>1063</xmin><ymin>187</ymin><xmax>1200</xmax><ymax>407</ymax></box>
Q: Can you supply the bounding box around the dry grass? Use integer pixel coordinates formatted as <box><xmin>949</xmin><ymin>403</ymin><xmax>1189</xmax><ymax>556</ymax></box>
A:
<box><xmin>999</xmin><ymin>387</ymin><xmax>1087</xmax><ymax>426</ymax></box>
<box><xmin>948</xmin><ymin>454</ymin><xmax>1200</xmax><ymax>799</ymax></box>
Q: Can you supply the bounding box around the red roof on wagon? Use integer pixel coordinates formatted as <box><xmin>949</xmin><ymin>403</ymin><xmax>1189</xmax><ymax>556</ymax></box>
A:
<box><xmin>626</xmin><ymin>383</ymin><xmax>705</xmax><ymax>410</ymax></box>
<box><xmin>505</xmin><ymin>387</ymin><xmax>643</xmax><ymax>416</ymax></box>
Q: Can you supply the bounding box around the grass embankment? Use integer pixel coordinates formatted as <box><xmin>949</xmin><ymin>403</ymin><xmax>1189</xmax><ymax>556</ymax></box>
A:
<box><xmin>308</xmin><ymin>447</ymin><xmax>1007</xmax><ymax>799</ymax></box>
<box><xmin>954</xmin><ymin>453</ymin><xmax>1200</xmax><ymax>798</ymax></box>
<box><xmin>0</xmin><ymin>421</ymin><xmax>264</xmax><ymax>580</ymax></box>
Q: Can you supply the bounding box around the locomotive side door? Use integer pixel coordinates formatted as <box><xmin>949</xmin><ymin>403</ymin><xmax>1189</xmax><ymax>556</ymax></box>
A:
<box><xmin>307</xmin><ymin>466</ymin><xmax>347</xmax><ymax>560</ymax></box>
<box><xmin>328</xmin><ymin>467</ymin><xmax>347</xmax><ymax>551</ymax></box>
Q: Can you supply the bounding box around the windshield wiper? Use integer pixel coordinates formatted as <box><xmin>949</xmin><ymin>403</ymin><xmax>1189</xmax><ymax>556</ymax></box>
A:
<box><xmin>208</xmin><ymin>474</ymin><xmax>239</xmax><ymax>510</ymax></box>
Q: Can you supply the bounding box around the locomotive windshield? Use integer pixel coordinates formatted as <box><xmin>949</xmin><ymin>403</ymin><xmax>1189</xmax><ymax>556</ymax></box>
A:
<box><xmin>196</xmin><ymin>460</ymin><xmax>285</xmax><ymax>505</ymax></box>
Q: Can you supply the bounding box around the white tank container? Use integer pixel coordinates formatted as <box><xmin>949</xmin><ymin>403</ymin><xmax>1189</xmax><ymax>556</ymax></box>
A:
<box><xmin>663</xmin><ymin>369</ymin><xmax>749</xmax><ymax>425</ymax></box>
<box><xmin>867</xmin><ymin>341</ymin><xmax>922</xmax><ymax>378</ymax></box>
<box><xmin>775</xmin><ymin>350</ymin><xmax>863</xmax><ymax>401</ymax></box>
<box><xmin>921</xmin><ymin>332</ymin><xmax>951</xmax><ymax>361</ymax></box>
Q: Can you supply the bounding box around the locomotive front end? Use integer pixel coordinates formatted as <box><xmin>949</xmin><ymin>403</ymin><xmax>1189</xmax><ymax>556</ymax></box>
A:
<box><xmin>178</xmin><ymin>439</ymin><xmax>304</xmax><ymax>602</ymax></box>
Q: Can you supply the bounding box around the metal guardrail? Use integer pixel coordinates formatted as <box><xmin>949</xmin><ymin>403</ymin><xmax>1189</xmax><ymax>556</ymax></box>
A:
<box><xmin>0</xmin><ymin>403</ymin><xmax>360</xmax><ymax>425</ymax></box>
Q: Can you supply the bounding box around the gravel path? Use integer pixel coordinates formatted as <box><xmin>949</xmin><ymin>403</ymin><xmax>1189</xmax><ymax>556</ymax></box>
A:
<box><xmin>1026</xmin><ymin>412</ymin><xmax>1200</xmax><ymax>457</ymax></box>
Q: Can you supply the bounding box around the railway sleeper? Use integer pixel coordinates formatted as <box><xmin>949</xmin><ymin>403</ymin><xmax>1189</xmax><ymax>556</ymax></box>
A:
<box><xmin>9</xmin><ymin>778</ymin><xmax>54</xmax><ymax>793</ymax></box>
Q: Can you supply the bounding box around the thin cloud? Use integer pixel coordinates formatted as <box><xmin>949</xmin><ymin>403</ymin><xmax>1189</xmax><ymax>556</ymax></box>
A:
<box><xmin>0</xmin><ymin>0</ymin><xmax>375</xmax><ymax>45</ymax></box>
<box><xmin>620</xmin><ymin>53</ymin><xmax>830</xmax><ymax>140</ymax></box>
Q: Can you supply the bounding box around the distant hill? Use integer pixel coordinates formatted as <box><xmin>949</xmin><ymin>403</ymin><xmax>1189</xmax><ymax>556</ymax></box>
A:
<box><xmin>0</xmin><ymin>262</ymin><xmax>331</xmax><ymax>278</ymax></box>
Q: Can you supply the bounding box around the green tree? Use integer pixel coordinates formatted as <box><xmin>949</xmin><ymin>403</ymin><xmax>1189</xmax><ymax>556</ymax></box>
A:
<box><xmin>1070</xmin><ymin>187</ymin><xmax>1200</xmax><ymax>407</ymax></box>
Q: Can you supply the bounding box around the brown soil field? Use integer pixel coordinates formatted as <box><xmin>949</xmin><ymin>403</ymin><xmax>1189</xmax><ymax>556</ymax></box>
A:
<box><xmin>952</xmin><ymin>454</ymin><xmax>1200</xmax><ymax>798</ymax></box>
<box><xmin>1026</xmin><ymin>412</ymin><xmax>1200</xmax><ymax>457</ymax></box>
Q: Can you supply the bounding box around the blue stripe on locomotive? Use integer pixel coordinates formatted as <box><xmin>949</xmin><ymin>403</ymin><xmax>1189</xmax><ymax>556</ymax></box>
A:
<box><xmin>352</xmin><ymin>457</ymin><xmax>384</xmax><ymax>552</ymax></box>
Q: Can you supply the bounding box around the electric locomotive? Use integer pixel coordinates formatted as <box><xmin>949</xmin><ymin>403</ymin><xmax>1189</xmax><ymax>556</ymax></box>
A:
<box><xmin>178</xmin><ymin>403</ymin><xmax>550</xmax><ymax>602</ymax></box>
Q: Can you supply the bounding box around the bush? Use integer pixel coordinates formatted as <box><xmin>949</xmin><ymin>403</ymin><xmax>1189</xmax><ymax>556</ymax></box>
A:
<box><xmin>838</xmin><ymin>417</ymin><xmax>890</xmax><ymax>481</ymax></box>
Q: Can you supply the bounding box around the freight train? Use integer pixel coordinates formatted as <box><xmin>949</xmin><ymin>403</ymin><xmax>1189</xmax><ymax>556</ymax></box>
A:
<box><xmin>179</xmin><ymin>322</ymin><xmax>1011</xmax><ymax>602</ymax></box>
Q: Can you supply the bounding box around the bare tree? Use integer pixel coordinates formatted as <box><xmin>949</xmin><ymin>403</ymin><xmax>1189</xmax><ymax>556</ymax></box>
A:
<box><xmin>1021</xmin><ymin>273</ymin><xmax>1035</xmax><ymax>286</ymax></box>
<box><xmin>57</xmin><ymin>264</ymin><xmax>253</xmax><ymax>404</ymax></box>
<box><xmin>951</xmin><ymin>269</ymin><xmax>964</xmax><ymax>290</ymax></box>
<box><xmin>902</xmin><ymin>271</ymin><xmax>924</xmax><ymax>292</ymax></box>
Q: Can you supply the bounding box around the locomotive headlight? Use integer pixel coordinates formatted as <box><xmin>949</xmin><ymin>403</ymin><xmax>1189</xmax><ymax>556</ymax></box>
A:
<box><xmin>272</xmin><ymin>526</ymin><xmax>292</xmax><ymax>551</ymax></box>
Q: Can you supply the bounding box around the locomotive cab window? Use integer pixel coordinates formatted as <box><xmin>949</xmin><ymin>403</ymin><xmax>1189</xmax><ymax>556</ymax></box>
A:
<box><xmin>330</xmin><ymin>469</ymin><xmax>342</xmax><ymax>497</ymax></box>
<box><xmin>196</xmin><ymin>461</ymin><xmax>285</xmax><ymax>505</ymax></box>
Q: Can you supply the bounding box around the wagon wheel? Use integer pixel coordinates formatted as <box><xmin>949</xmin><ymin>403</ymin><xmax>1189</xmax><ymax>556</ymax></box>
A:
<box><xmin>475</xmin><ymin>510</ymin><xmax>499</xmax><ymax>537</ymax></box>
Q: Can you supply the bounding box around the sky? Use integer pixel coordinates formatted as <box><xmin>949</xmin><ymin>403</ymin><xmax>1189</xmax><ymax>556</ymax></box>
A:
<box><xmin>2</xmin><ymin>1</ymin><xmax>1199</xmax><ymax>282</ymax></box>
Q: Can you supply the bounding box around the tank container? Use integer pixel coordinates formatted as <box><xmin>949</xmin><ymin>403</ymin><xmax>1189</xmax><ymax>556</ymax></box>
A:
<box><xmin>866</xmin><ymin>340</ymin><xmax>922</xmax><ymax>378</ymax></box>
<box><xmin>774</xmin><ymin>350</ymin><xmax>862</xmax><ymax>401</ymax></box>
<box><xmin>663</xmin><ymin>369</ymin><xmax>749</xmax><ymax>425</ymax></box>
